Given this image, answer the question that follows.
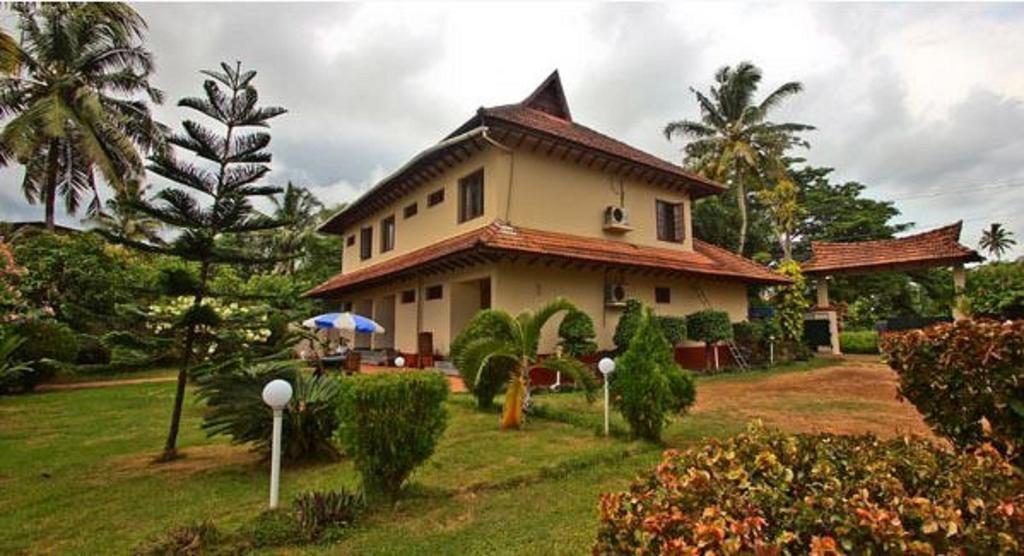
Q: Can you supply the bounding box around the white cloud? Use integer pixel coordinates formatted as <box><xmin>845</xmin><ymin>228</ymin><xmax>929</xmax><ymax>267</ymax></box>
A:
<box><xmin>1</xmin><ymin>2</ymin><xmax>1021</xmax><ymax>256</ymax></box>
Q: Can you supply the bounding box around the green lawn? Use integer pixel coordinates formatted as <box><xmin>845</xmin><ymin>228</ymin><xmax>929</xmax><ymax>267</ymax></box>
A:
<box><xmin>0</xmin><ymin>360</ymin><xmax>848</xmax><ymax>554</ymax></box>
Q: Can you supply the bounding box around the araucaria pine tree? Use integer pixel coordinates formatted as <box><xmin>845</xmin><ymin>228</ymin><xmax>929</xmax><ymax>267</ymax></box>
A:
<box><xmin>109</xmin><ymin>62</ymin><xmax>288</xmax><ymax>461</ymax></box>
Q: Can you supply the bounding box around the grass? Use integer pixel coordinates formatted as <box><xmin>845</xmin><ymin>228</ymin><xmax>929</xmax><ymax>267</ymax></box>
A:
<box><xmin>0</xmin><ymin>356</ymin><xmax>898</xmax><ymax>554</ymax></box>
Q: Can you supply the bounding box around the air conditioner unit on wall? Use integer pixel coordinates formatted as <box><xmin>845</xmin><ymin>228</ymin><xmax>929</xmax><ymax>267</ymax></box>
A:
<box><xmin>603</xmin><ymin>205</ymin><xmax>631</xmax><ymax>231</ymax></box>
<box><xmin>605</xmin><ymin>283</ymin><xmax>628</xmax><ymax>306</ymax></box>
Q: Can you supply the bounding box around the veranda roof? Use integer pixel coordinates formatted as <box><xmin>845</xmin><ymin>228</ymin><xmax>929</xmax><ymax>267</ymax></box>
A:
<box><xmin>305</xmin><ymin>221</ymin><xmax>790</xmax><ymax>299</ymax></box>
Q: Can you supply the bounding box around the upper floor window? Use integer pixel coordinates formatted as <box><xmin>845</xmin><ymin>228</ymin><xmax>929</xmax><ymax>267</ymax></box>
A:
<box><xmin>360</xmin><ymin>226</ymin><xmax>373</xmax><ymax>260</ymax></box>
<box><xmin>346</xmin><ymin>235</ymin><xmax>355</xmax><ymax>247</ymax></box>
<box><xmin>404</xmin><ymin>202</ymin><xmax>418</xmax><ymax>219</ymax></box>
<box><xmin>656</xmin><ymin>200</ymin><xmax>684</xmax><ymax>243</ymax></box>
<box><xmin>458</xmin><ymin>169</ymin><xmax>484</xmax><ymax>223</ymax></box>
<box><xmin>427</xmin><ymin>188</ymin><xmax>445</xmax><ymax>207</ymax></box>
<box><xmin>380</xmin><ymin>215</ymin><xmax>395</xmax><ymax>252</ymax></box>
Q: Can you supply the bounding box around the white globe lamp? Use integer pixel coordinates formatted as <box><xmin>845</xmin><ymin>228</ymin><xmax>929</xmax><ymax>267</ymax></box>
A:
<box><xmin>261</xmin><ymin>379</ymin><xmax>293</xmax><ymax>508</ymax></box>
<box><xmin>598</xmin><ymin>358</ymin><xmax>615</xmax><ymax>436</ymax></box>
<box><xmin>394</xmin><ymin>356</ymin><xmax>406</xmax><ymax>368</ymax></box>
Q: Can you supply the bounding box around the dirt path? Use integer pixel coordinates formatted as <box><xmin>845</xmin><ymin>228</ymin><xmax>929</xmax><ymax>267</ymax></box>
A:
<box><xmin>694</xmin><ymin>356</ymin><xmax>936</xmax><ymax>439</ymax></box>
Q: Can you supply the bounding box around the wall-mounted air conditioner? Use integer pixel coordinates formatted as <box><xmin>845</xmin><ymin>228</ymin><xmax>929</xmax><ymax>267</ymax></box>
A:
<box><xmin>605</xmin><ymin>283</ymin><xmax>628</xmax><ymax>307</ymax></box>
<box><xmin>603</xmin><ymin>206</ymin><xmax>632</xmax><ymax>232</ymax></box>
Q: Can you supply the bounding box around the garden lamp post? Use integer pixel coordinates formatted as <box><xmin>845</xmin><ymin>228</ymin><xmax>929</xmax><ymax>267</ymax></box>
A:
<box><xmin>598</xmin><ymin>357</ymin><xmax>615</xmax><ymax>437</ymax></box>
<box><xmin>394</xmin><ymin>356</ymin><xmax>405</xmax><ymax>368</ymax></box>
<box><xmin>261</xmin><ymin>379</ymin><xmax>293</xmax><ymax>509</ymax></box>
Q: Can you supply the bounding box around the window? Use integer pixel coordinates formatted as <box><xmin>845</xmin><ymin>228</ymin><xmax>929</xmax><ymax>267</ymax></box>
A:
<box><xmin>655</xmin><ymin>286</ymin><xmax>671</xmax><ymax>304</ymax></box>
<box><xmin>656</xmin><ymin>200</ymin><xmax>684</xmax><ymax>243</ymax></box>
<box><xmin>346</xmin><ymin>235</ymin><xmax>355</xmax><ymax>247</ymax></box>
<box><xmin>425</xmin><ymin>285</ymin><xmax>443</xmax><ymax>300</ymax></box>
<box><xmin>359</xmin><ymin>226</ymin><xmax>373</xmax><ymax>260</ymax></box>
<box><xmin>341</xmin><ymin>301</ymin><xmax>353</xmax><ymax>312</ymax></box>
<box><xmin>400</xmin><ymin>289</ymin><xmax>416</xmax><ymax>304</ymax></box>
<box><xmin>404</xmin><ymin>202</ymin><xmax>418</xmax><ymax>219</ymax></box>
<box><xmin>458</xmin><ymin>169</ymin><xmax>484</xmax><ymax>222</ymax></box>
<box><xmin>380</xmin><ymin>215</ymin><xmax>395</xmax><ymax>252</ymax></box>
<box><xmin>427</xmin><ymin>188</ymin><xmax>445</xmax><ymax>207</ymax></box>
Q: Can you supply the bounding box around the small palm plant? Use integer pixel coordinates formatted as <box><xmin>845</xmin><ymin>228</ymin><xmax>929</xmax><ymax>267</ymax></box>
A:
<box><xmin>452</xmin><ymin>298</ymin><xmax>597</xmax><ymax>429</ymax></box>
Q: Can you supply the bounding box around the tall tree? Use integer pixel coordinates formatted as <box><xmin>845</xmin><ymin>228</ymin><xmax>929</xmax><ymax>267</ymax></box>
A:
<box><xmin>268</xmin><ymin>182</ymin><xmax>323</xmax><ymax>274</ymax></box>
<box><xmin>979</xmin><ymin>223</ymin><xmax>1016</xmax><ymax>261</ymax></box>
<box><xmin>665</xmin><ymin>62</ymin><xmax>813</xmax><ymax>255</ymax></box>
<box><xmin>107</xmin><ymin>61</ymin><xmax>288</xmax><ymax>461</ymax></box>
<box><xmin>0</xmin><ymin>3</ymin><xmax>165</xmax><ymax>230</ymax></box>
<box><xmin>84</xmin><ymin>184</ymin><xmax>163</xmax><ymax>244</ymax></box>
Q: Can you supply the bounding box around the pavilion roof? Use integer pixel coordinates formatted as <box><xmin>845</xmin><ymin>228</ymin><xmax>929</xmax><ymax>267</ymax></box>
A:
<box><xmin>801</xmin><ymin>221</ymin><xmax>983</xmax><ymax>276</ymax></box>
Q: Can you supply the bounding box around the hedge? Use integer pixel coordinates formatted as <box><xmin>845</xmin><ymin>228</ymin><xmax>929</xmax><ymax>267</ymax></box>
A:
<box><xmin>881</xmin><ymin>319</ymin><xmax>1024</xmax><ymax>462</ymax></box>
<box><xmin>840</xmin><ymin>329</ymin><xmax>879</xmax><ymax>354</ymax></box>
<box><xmin>337</xmin><ymin>371</ymin><xmax>449</xmax><ymax>500</ymax></box>
<box><xmin>596</xmin><ymin>423</ymin><xmax>1024</xmax><ymax>554</ymax></box>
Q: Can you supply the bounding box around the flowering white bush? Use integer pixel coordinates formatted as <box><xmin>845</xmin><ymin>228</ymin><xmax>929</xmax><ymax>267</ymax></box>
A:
<box><xmin>145</xmin><ymin>296</ymin><xmax>274</xmax><ymax>358</ymax></box>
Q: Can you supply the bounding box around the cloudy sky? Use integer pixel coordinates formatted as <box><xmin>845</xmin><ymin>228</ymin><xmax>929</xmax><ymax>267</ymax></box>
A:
<box><xmin>2</xmin><ymin>2</ymin><xmax>1023</xmax><ymax>257</ymax></box>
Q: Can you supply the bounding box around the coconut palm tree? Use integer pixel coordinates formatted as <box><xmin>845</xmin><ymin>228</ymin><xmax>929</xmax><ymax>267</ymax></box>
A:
<box><xmin>268</xmin><ymin>182</ymin><xmax>324</xmax><ymax>274</ymax></box>
<box><xmin>0</xmin><ymin>3</ymin><xmax>166</xmax><ymax>231</ymax></box>
<box><xmin>452</xmin><ymin>298</ymin><xmax>598</xmax><ymax>430</ymax></box>
<box><xmin>979</xmin><ymin>223</ymin><xmax>1016</xmax><ymax>260</ymax></box>
<box><xmin>665</xmin><ymin>62</ymin><xmax>813</xmax><ymax>255</ymax></box>
<box><xmin>84</xmin><ymin>184</ymin><xmax>163</xmax><ymax>244</ymax></box>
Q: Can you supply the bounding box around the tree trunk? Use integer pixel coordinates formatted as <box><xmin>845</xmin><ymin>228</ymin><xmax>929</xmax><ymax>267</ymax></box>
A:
<box><xmin>44</xmin><ymin>139</ymin><xmax>59</xmax><ymax>231</ymax></box>
<box><xmin>735</xmin><ymin>178</ymin><xmax>748</xmax><ymax>256</ymax></box>
<box><xmin>158</xmin><ymin>261</ymin><xmax>210</xmax><ymax>462</ymax></box>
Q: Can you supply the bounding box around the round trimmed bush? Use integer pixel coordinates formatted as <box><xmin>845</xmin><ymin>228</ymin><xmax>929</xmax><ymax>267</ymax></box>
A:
<box><xmin>596</xmin><ymin>423</ymin><xmax>1024</xmax><ymax>554</ymax></box>
<box><xmin>451</xmin><ymin>310</ymin><xmax>517</xmax><ymax>409</ymax></box>
<box><xmin>557</xmin><ymin>309</ymin><xmax>597</xmax><ymax>357</ymax></box>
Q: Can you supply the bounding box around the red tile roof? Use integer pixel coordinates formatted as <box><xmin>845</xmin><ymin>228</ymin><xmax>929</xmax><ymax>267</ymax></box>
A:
<box><xmin>305</xmin><ymin>221</ymin><xmax>789</xmax><ymax>298</ymax></box>
<box><xmin>474</xmin><ymin>103</ymin><xmax>725</xmax><ymax>197</ymax></box>
<box><xmin>801</xmin><ymin>221</ymin><xmax>982</xmax><ymax>275</ymax></box>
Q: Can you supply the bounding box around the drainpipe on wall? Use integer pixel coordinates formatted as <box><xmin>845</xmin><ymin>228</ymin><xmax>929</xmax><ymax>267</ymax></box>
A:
<box><xmin>482</xmin><ymin>130</ymin><xmax>516</xmax><ymax>223</ymax></box>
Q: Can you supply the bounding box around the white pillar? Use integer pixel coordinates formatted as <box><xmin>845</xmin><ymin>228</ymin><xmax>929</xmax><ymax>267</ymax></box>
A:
<box><xmin>816</xmin><ymin>278</ymin><xmax>830</xmax><ymax>309</ymax></box>
<box><xmin>952</xmin><ymin>264</ymin><xmax>967</xmax><ymax>321</ymax></box>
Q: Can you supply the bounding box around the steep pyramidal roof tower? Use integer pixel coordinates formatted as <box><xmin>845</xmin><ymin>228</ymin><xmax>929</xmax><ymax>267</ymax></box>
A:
<box><xmin>520</xmin><ymin>70</ymin><xmax>572</xmax><ymax>121</ymax></box>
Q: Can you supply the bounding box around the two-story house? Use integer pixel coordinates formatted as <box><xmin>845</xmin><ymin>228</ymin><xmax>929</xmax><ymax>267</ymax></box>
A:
<box><xmin>306</xmin><ymin>71</ymin><xmax>788</xmax><ymax>361</ymax></box>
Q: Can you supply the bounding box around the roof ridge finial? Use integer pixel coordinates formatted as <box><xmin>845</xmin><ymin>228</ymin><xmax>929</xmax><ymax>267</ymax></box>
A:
<box><xmin>521</xmin><ymin>69</ymin><xmax>572</xmax><ymax>121</ymax></box>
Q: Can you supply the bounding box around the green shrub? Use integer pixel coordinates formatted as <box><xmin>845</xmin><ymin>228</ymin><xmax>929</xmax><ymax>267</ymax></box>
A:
<box><xmin>654</xmin><ymin>315</ymin><xmax>687</xmax><ymax>347</ymax></box>
<box><xmin>0</xmin><ymin>331</ymin><xmax>34</xmax><ymax>394</ymax></box>
<box><xmin>595</xmin><ymin>423</ymin><xmax>1024</xmax><ymax>554</ymax></box>
<box><xmin>840</xmin><ymin>329</ymin><xmax>879</xmax><ymax>354</ymax></box>
<box><xmin>450</xmin><ymin>310</ymin><xmax>517</xmax><ymax>409</ymax></box>
<box><xmin>773</xmin><ymin>260</ymin><xmax>810</xmax><ymax>342</ymax></box>
<box><xmin>732</xmin><ymin>320</ymin><xmax>782</xmax><ymax>365</ymax></box>
<box><xmin>293</xmin><ymin>489</ymin><xmax>365</xmax><ymax>541</ymax></box>
<box><xmin>966</xmin><ymin>261</ymin><xmax>1024</xmax><ymax>319</ymax></box>
<box><xmin>557</xmin><ymin>309</ymin><xmax>597</xmax><ymax>357</ymax></box>
<box><xmin>12</xmin><ymin>319</ymin><xmax>79</xmax><ymax>363</ymax></box>
<box><xmin>337</xmin><ymin>371</ymin><xmax>449</xmax><ymax>500</ymax></box>
<box><xmin>247</xmin><ymin>509</ymin><xmax>302</xmax><ymax>548</ymax></box>
<box><xmin>75</xmin><ymin>334</ymin><xmax>112</xmax><ymax>365</ymax></box>
<box><xmin>194</xmin><ymin>360</ymin><xmax>343</xmax><ymax>461</ymax></box>
<box><xmin>881</xmin><ymin>319</ymin><xmax>1024</xmax><ymax>462</ymax></box>
<box><xmin>612</xmin><ymin>299</ymin><xmax>643</xmax><ymax>352</ymax></box>
<box><xmin>613</xmin><ymin>308</ymin><xmax>696</xmax><ymax>441</ymax></box>
<box><xmin>687</xmin><ymin>309</ymin><xmax>732</xmax><ymax>368</ymax></box>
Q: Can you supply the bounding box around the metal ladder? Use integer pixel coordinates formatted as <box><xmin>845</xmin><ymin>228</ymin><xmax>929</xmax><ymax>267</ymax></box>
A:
<box><xmin>693</xmin><ymin>285</ymin><xmax>750</xmax><ymax>371</ymax></box>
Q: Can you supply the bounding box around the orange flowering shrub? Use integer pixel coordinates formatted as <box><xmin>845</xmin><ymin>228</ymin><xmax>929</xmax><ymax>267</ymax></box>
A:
<box><xmin>881</xmin><ymin>319</ymin><xmax>1024</xmax><ymax>461</ymax></box>
<box><xmin>595</xmin><ymin>424</ymin><xmax>1024</xmax><ymax>555</ymax></box>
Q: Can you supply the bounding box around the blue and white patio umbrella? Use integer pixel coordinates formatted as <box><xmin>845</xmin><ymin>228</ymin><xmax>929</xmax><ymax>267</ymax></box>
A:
<box><xmin>301</xmin><ymin>312</ymin><xmax>385</xmax><ymax>334</ymax></box>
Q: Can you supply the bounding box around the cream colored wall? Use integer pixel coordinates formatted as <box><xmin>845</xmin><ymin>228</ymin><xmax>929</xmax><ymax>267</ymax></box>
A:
<box><xmin>499</xmin><ymin>148</ymin><xmax>694</xmax><ymax>251</ymax></box>
<box><xmin>339</xmin><ymin>147</ymin><xmax>509</xmax><ymax>273</ymax></box>
<box><xmin>334</xmin><ymin>266</ymin><xmax>495</xmax><ymax>356</ymax></box>
<box><xmin>492</xmin><ymin>262</ymin><xmax>748</xmax><ymax>353</ymax></box>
